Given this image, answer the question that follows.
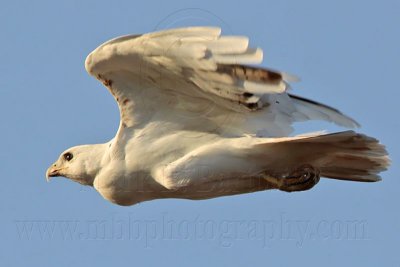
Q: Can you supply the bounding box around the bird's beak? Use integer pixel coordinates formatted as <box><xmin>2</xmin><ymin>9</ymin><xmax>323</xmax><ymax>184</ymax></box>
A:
<box><xmin>46</xmin><ymin>164</ymin><xmax>61</xmax><ymax>182</ymax></box>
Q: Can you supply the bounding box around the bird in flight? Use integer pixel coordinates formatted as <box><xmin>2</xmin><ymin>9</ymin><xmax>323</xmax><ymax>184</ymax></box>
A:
<box><xmin>46</xmin><ymin>27</ymin><xmax>389</xmax><ymax>206</ymax></box>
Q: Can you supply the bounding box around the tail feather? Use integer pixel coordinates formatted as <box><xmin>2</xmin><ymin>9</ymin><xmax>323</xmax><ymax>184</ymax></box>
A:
<box><xmin>258</xmin><ymin>131</ymin><xmax>390</xmax><ymax>182</ymax></box>
<box><xmin>309</xmin><ymin>132</ymin><xmax>389</xmax><ymax>182</ymax></box>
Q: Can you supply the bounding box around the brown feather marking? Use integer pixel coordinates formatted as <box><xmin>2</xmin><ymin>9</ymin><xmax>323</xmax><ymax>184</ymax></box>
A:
<box><xmin>217</xmin><ymin>64</ymin><xmax>282</xmax><ymax>83</ymax></box>
<box><xmin>103</xmin><ymin>79</ymin><xmax>113</xmax><ymax>87</ymax></box>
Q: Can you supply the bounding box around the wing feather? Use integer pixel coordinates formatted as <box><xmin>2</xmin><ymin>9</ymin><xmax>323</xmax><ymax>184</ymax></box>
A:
<box><xmin>85</xmin><ymin>26</ymin><xmax>359</xmax><ymax>140</ymax></box>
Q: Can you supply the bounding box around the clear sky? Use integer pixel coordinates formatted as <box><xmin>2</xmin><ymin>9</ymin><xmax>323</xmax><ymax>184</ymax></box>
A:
<box><xmin>1</xmin><ymin>0</ymin><xmax>399</xmax><ymax>266</ymax></box>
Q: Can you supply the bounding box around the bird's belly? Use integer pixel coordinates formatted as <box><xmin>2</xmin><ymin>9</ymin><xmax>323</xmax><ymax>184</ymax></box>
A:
<box><xmin>94</xmin><ymin>171</ymin><xmax>170</xmax><ymax>206</ymax></box>
<box><xmin>95</xmin><ymin>170</ymin><xmax>274</xmax><ymax>206</ymax></box>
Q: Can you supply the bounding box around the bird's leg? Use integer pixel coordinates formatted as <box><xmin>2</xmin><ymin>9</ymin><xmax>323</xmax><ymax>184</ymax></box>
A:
<box><xmin>263</xmin><ymin>164</ymin><xmax>320</xmax><ymax>192</ymax></box>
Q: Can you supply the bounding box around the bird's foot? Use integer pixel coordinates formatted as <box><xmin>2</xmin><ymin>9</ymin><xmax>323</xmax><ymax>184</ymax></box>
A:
<box><xmin>264</xmin><ymin>164</ymin><xmax>320</xmax><ymax>192</ymax></box>
<box><xmin>280</xmin><ymin>164</ymin><xmax>320</xmax><ymax>192</ymax></box>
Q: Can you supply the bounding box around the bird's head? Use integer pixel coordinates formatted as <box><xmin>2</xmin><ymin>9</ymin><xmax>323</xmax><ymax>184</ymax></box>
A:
<box><xmin>46</xmin><ymin>144</ymin><xmax>104</xmax><ymax>186</ymax></box>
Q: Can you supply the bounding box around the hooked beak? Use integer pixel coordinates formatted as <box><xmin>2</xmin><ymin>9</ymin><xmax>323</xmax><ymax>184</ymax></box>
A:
<box><xmin>46</xmin><ymin>164</ymin><xmax>61</xmax><ymax>182</ymax></box>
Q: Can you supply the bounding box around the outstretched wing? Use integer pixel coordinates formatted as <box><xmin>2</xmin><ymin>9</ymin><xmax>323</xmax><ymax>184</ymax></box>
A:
<box><xmin>85</xmin><ymin>26</ymin><xmax>358</xmax><ymax>139</ymax></box>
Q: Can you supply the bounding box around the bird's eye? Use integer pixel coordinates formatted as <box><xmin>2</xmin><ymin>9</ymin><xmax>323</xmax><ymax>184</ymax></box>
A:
<box><xmin>63</xmin><ymin>152</ymin><xmax>73</xmax><ymax>161</ymax></box>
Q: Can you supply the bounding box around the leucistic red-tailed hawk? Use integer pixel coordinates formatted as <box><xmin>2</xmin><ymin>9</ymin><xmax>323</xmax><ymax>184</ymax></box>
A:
<box><xmin>46</xmin><ymin>27</ymin><xmax>389</xmax><ymax>206</ymax></box>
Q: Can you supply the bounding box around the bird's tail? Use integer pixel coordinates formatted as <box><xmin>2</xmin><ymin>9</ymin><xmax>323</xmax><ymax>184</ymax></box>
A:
<box><xmin>256</xmin><ymin>131</ymin><xmax>390</xmax><ymax>182</ymax></box>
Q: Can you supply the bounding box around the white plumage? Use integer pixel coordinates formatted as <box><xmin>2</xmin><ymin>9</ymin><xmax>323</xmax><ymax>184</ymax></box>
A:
<box><xmin>46</xmin><ymin>27</ymin><xmax>389</xmax><ymax>206</ymax></box>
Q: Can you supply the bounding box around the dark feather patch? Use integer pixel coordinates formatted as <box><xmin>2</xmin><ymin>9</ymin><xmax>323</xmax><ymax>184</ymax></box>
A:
<box><xmin>217</xmin><ymin>64</ymin><xmax>282</xmax><ymax>83</ymax></box>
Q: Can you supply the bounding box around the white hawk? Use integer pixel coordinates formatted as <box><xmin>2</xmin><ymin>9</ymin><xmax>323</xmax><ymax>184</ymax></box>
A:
<box><xmin>46</xmin><ymin>27</ymin><xmax>389</xmax><ymax>206</ymax></box>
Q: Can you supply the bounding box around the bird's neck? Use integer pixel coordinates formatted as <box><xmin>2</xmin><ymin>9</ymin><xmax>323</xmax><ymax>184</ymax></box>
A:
<box><xmin>80</xmin><ymin>143</ymin><xmax>109</xmax><ymax>186</ymax></box>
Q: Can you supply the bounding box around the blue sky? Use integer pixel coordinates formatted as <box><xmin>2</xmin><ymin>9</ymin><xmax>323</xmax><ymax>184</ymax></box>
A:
<box><xmin>1</xmin><ymin>0</ymin><xmax>399</xmax><ymax>266</ymax></box>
